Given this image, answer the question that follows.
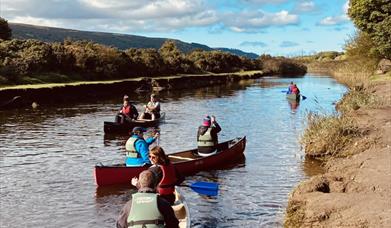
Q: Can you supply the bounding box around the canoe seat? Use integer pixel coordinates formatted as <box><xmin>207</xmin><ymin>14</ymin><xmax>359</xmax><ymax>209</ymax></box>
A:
<box><xmin>168</xmin><ymin>155</ymin><xmax>195</xmax><ymax>161</ymax></box>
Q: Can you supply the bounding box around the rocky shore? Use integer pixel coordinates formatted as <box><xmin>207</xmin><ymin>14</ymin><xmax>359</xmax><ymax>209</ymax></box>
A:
<box><xmin>0</xmin><ymin>70</ymin><xmax>264</xmax><ymax>109</ymax></box>
<box><xmin>285</xmin><ymin>81</ymin><xmax>391</xmax><ymax>227</ymax></box>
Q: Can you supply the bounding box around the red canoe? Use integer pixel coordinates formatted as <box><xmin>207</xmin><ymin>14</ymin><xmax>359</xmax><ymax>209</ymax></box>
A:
<box><xmin>94</xmin><ymin>136</ymin><xmax>246</xmax><ymax>186</ymax></box>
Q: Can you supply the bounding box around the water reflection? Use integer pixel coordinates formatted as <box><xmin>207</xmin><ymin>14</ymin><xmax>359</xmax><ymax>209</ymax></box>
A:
<box><xmin>0</xmin><ymin>75</ymin><xmax>346</xmax><ymax>227</ymax></box>
<box><xmin>288</xmin><ymin>99</ymin><xmax>300</xmax><ymax>113</ymax></box>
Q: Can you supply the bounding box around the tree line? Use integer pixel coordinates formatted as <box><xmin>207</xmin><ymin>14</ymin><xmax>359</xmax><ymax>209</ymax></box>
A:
<box><xmin>0</xmin><ymin>17</ymin><xmax>307</xmax><ymax>85</ymax></box>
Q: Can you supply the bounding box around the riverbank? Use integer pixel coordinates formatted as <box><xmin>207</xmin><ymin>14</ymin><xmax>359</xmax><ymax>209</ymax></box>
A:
<box><xmin>0</xmin><ymin>70</ymin><xmax>265</xmax><ymax>109</ymax></box>
<box><xmin>285</xmin><ymin>75</ymin><xmax>391</xmax><ymax>226</ymax></box>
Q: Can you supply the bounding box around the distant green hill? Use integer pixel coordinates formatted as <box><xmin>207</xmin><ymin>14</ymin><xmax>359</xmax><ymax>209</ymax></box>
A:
<box><xmin>10</xmin><ymin>23</ymin><xmax>258</xmax><ymax>59</ymax></box>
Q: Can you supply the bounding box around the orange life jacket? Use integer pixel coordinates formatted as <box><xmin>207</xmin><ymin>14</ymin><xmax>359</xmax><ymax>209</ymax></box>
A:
<box><xmin>157</xmin><ymin>164</ymin><xmax>177</xmax><ymax>196</ymax></box>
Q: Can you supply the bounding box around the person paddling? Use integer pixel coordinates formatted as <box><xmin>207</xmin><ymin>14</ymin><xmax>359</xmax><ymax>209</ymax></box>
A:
<box><xmin>287</xmin><ymin>82</ymin><xmax>300</xmax><ymax>95</ymax></box>
<box><xmin>125</xmin><ymin>127</ymin><xmax>159</xmax><ymax>167</ymax></box>
<box><xmin>139</xmin><ymin>94</ymin><xmax>161</xmax><ymax>120</ymax></box>
<box><xmin>197</xmin><ymin>115</ymin><xmax>221</xmax><ymax>156</ymax></box>
<box><xmin>116</xmin><ymin>170</ymin><xmax>179</xmax><ymax>228</ymax></box>
<box><xmin>132</xmin><ymin>146</ymin><xmax>184</xmax><ymax>205</ymax></box>
<box><xmin>116</xmin><ymin>95</ymin><xmax>139</xmax><ymax>124</ymax></box>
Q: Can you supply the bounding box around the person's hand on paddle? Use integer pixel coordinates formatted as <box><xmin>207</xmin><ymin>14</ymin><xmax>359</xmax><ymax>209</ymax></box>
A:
<box><xmin>153</xmin><ymin>132</ymin><xmax>160</xmax><ymax>140</ymax></box>
<box><xmin>131</xmin><ymin>177</ymin><xmax>138</xmax><ymax>187</ymax></box>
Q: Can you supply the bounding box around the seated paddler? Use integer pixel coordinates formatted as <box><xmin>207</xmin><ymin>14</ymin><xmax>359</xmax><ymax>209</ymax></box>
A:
<box><xmin>116</xmin><ymin>95</ymin><xmax>139</xmax><ymax>124</ymax></box>
<box><xmin>116</xmin><ymin>170</ymin><xmax>179</xmax><ymax>228</ymax></box>
<box><xmin>125</xmin><ymin>127</ymin><xmax>159</xmax><ymax>166</ymax></box>
<box><xmin>197</xmin><ymin>115</ymin><xmax>221</xmax><ymax>156</ymax></box>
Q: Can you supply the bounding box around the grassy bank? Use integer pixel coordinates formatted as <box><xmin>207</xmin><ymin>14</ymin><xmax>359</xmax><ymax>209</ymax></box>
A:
<box><xmin>286</xmin><ymin>40</ymin><xmax>391</xmax><ymax>227</ymax></box>
<box><xmin>0</xmin><ymin>70</ymin><xmax>266</xmax><ymax>109</ymax></box>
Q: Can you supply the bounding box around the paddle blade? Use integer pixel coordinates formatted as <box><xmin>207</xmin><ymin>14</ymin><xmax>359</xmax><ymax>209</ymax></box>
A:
<box><xmin>188</xmin><ymin>181</ymin><xmax>219</xmax><ymax>196</ymax></box>
<box><xmin>301</xmin><ymin>95</ymin><xmax>307</xmax><ymax>100</ymax></box>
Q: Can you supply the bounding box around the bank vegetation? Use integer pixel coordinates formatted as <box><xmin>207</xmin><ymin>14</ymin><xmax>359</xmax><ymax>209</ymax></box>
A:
<box><xmin>0</xmin><ymin>18</ymin><xmax>306</xmax><ymax>87</ymax></box>
<box><xmin>286</xmin><ymin>0</ymin><xmax>391</xmax><ymax>226</ymax></box>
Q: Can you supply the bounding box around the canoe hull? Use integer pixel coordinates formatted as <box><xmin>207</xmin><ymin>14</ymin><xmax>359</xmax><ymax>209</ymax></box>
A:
<box><xmin>94</xmin><ymin>137</ymin><xmax>246</xmax><ymax>186</ymax></box>
<box><xmin>104</xmin><ymin>112</ymin><xmax>165</xmax><ymax>134</ymax></box>
<box><xmin>286</xmin><ymin>93</ymin><xmax>300</xmax><ymax>102</ymax></box>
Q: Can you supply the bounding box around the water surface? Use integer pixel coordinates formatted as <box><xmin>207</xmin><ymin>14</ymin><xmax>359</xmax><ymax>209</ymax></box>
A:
<box><xmin>0</xmin><ymin>74</ymin><xmax>347</xmax><ymax>227</ymax></box>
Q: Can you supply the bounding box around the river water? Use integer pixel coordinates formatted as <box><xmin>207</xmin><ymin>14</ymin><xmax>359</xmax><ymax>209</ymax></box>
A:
<box><xmin>0</xmin><ymin>74</ymin><xmax>346</xmax><ymax>227</ymax></box>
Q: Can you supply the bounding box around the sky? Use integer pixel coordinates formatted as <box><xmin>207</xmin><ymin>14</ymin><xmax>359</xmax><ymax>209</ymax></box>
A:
<box><xmin>0</xmin><ymin>0</ymin><xmax>356</xmax><ymax>56</ymax></box>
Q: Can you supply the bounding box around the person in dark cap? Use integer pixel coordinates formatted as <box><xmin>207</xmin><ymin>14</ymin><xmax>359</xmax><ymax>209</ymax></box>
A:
<box><xmin>125</xmin><ymin>127</ymin><xmax>159</xmax><ymax>166</ymax></box>
<box><xmin>116</xmin><ymin>170</ymin><xmax>179</xmax><ymax>228</ymax></box>
<box><xmin>197</xmin><ymin>115</ymin><xmax>221</xmax><ymax>156</ymax></box>
<box><xmin>116</xmin><ymin>95</ymin><xmax>139</xmax><ymax>124</ymax></box>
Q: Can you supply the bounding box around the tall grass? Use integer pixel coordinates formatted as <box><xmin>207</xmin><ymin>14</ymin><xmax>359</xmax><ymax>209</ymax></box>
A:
<box><xmin>300</xmin><ymin>113</ymin><xmax>361</xmax><ymax>158</ymax></box>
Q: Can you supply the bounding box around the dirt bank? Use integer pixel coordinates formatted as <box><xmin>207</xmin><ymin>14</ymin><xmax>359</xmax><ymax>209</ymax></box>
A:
<box><xmin>285</xmin><ymin>81</ymin><xmax>391</xmax><ymax>227</ymax></box>
<box><xmin>0</xmin><ymin>71</ymin><xmax>264</xmax><ymax>109</ymax></box>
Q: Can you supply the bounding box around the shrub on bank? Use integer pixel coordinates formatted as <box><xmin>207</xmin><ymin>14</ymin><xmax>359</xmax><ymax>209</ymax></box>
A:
<box><xmin>261</xmin><ymin>56</ymin><xmax>307</xmax><ymax>75</ymax></box>
<box><xmin>0</xmin><ymin>38</ymin><xmax>307</xmax><ymax>86</ymax></box>
<box><xmin>300</xmin><ymin>113</ymin><xmax>361</xmax><ymax>158</ymax></box>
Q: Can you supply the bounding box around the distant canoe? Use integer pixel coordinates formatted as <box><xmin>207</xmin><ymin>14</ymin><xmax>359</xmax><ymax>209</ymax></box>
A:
<box><xmin>286</xmin><ymin>93</ymin><xmax>300</xmax><ymax>102</ymax></box>
<box><xmin>104</xmin><ymin>112</ymin><xmax>165</xmax><ymax>134</ymax></box>
<box><xmin>94</xmin><ymin>137</ymin><xmax>246</xmax><ymax>186</ymax></box>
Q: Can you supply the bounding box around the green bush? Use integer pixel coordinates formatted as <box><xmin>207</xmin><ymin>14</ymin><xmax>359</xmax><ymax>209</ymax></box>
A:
<box><xmin>0</xmin><ymin>17</ymin><xmax>12</xmax><ymax>40</ymax></box>
<box><xmin>348</xmin><ymin>0</ymin><xmax>391</xmax><ymax>59</ymax></box>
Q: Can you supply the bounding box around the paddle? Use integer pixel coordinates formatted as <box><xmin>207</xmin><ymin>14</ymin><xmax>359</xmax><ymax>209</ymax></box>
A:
<box><xmin>181</xmin><ymin>181</ymin><xmax>219</xmax><ymax>196</ymax></box>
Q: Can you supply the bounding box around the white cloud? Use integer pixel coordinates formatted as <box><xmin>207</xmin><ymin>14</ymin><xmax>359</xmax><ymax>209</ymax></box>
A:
<box><xmin>318</xmin><ymin>15</ymin><xmax>348</xmax><ymax>25</ymax></box>
<box><xmin>294</xmin><ymin>1</ymin><xmax>316</xmax><ymax>12</ymax></box>
<box><xmin>2</xmin><ymin>0</ymin><xmax>298</xmax><ymax>33</ymax></box>
<box><xmin>343</xmin><ymin>0</ymin><xmax>350</xmax><ymax>14</ymax></box>
<box><xmin>318</xmin><ymin>0</ymin><xmax>350</xmax><ymax>26</ymax></box>
<box><xmin>240</xmin><ymin>41</ymin><xmax>268</xmax><ymax>47</ymax></box>
<box><xmin>241</xmin><ymin>0</ymin><xmax>287</xmax><ymax>4</ymax></box>
<box><xmin>224</xmin><ymin>10</ymin><xmax>299</xmax><ymax>32</ymax></box>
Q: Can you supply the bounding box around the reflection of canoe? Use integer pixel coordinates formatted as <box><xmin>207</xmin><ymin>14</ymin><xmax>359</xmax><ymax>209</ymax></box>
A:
<box><xmin>173</xmin><ymin>188</ymin><xmax>190</xmax><ymax>228</ymax></box>
<box><xmin>104</xmin><ymin>112</ymin><xmax>165</xmax><ymax>134</ymax></box>
<box><xmin>286</xmin><ymin>93</ymin><xmax>300</xmax><ymax>102</ymax></box>
<box><xmin>94</xmin><ymin>137</ymin><xmax>246</xmax><ymax>186</ymax></box>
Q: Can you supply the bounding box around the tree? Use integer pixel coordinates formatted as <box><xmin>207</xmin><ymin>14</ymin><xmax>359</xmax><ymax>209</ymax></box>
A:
<box><xmin>159</xmin><ymin>40</ymin><xmax>185</xmax><ymax>73</ymax></box>
<box><xmin>348</xmin><ymin>0</ymin><xmax>391</xmax><ymax>59</ymax></box>
<box><xmin>0</xmin><ymin>17</ymin><xmax>12</xmax><ymax>40</ymax></box>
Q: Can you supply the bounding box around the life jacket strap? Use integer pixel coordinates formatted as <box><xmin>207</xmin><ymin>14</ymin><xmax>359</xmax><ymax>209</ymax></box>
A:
<box><xmin>128</xmin><ymin>219</ymin><xmax>164</xmax><ymax>227</ymax></box>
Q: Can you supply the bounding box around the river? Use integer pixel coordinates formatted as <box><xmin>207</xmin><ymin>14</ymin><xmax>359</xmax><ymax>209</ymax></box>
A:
<box><xmin>0</xmin><ymin>74</ymin><xmax>347</xmax><ymax>227</ymax></box>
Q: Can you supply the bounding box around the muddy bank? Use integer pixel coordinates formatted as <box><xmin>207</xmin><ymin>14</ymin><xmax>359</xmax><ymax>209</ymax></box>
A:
<box><xmin>0</xmin><ymin>71</ymin><xmax>264</xmax><ymax>109</ymax></box>
<box><xmin>285</xmin><ymin>81</ymin><xmax>391</xmax><ymax>227</ymax></box>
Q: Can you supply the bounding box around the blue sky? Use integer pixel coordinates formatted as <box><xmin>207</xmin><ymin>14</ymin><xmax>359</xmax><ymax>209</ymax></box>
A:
<box><xmin>1</xmin><ymin>0</ymin><xmax>355</xmax><ymax>56</ymax></box>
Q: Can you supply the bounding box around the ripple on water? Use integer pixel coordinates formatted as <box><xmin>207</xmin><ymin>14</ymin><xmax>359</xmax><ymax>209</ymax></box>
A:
<box><xmin>0</xmin><ymin>75</ymin><xmax>347</xmax><ymax>227</ymax></box>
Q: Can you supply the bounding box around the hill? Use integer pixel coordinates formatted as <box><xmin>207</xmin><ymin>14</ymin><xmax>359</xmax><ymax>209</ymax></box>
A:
<box><xmin>10</xmin><ymin>23</ymin><xmax>258</xmax><ymax>59</ymax></box>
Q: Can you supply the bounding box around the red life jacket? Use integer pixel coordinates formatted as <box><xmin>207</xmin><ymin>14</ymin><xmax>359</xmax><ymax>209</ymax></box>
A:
<box><xmin>157</xmin><ymin>164</ymin><xmax>177</xmax><ymax>196</ymax></box>
<box><xmin>121</xmin><ymin>105</ymin><xmax>132</xmax><ymax>116</ymax></box>
<box><xmin>291</xmin><ymin>86</ymin><xmax>299</xmax><ymax>94</ymax></box>
<box><xmin>289</xmin><ymin>84</ymin><xmax>295</xmax><ymax>91</ymax></box>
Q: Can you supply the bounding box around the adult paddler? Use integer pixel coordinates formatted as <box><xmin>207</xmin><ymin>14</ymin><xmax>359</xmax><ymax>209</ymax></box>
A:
<box><xmin>125</xmin><ymin>127</ymin><xmax>159</xmax><ymax>166</ymax></box>
<box><xmin>116</xmin><ymin>170</ymin><xmax>179</xmax><ymax>228</ymax></box>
